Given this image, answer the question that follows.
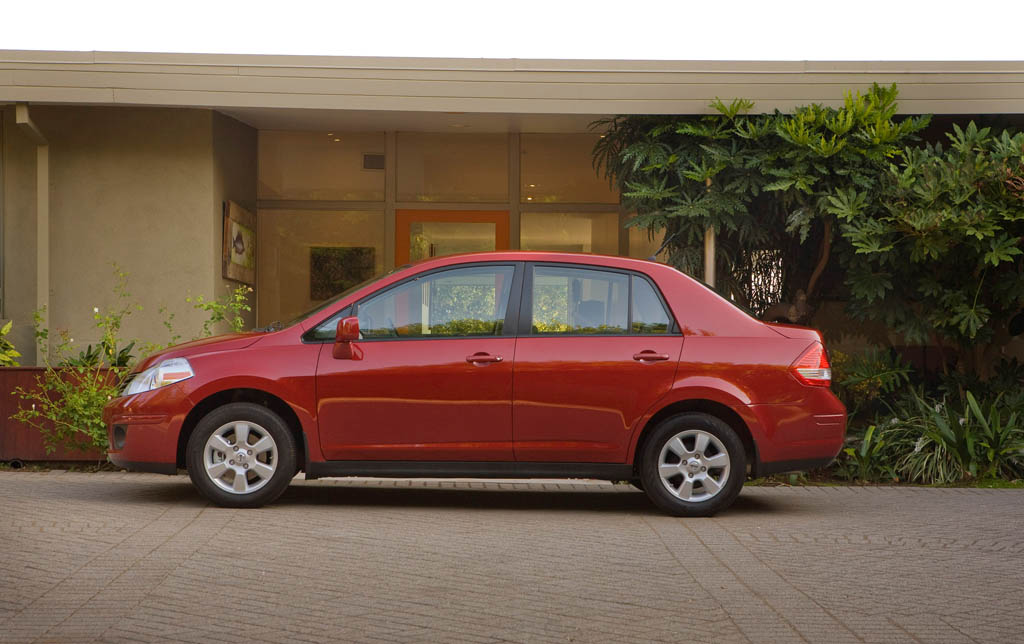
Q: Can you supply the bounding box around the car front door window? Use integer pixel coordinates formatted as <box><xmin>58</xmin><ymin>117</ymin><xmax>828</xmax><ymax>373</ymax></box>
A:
<box><xmin>358</xmin><ymin>266</ymin><xmax>514</xmax><ymax>338</ymax></box>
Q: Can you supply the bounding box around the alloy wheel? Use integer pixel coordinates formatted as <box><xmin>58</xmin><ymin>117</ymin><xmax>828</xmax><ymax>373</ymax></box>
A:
<box><xmin>657</xmin><ymin>429</ymin><xmax>731</xmax><ymax>502</ymax></box>
<box><xmin>203</xmin><ymin>421</ymin><xmax>279</xmax><ymax>495</ymax></box>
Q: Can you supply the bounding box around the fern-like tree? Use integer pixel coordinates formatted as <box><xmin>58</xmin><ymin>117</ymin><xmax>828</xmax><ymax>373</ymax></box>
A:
<box><xmin>836</xmin><ymin>122</ymin><xmax>1024</xmax><ymax>376</ymax></box>
<box><xmin>593</xmin><ymin>83</ymin><xmax>929</xmax><ymax>318</ymax></box>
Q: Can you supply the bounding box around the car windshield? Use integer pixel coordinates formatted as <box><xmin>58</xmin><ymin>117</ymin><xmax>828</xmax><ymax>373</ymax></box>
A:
<box><xmin>279</xmin><ymin>265</ymin><xmax>412</xmax><ymax>329</ymax></box>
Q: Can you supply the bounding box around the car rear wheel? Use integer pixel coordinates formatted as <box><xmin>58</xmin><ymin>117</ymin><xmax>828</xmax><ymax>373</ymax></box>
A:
<box><xmin>186</xmin><ymin>402</ymin><xmax>297</xmax><ymax>508</ymax></box>
<box><xmin>640</xmin><ymin>412</ymin><xmax>745</xmax><ymax>517</ymax></box>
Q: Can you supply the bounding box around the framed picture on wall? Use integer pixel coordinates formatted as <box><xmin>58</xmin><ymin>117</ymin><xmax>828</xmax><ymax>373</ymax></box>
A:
<box><xmin>310</xmin><ymin>247</ymin><xmax>376</xmax><ymax>300</ymax></box>
<box><xmin>222</xmin><ymin>201</ymin><xmax>256</xmax><ymax>285</ymax></box>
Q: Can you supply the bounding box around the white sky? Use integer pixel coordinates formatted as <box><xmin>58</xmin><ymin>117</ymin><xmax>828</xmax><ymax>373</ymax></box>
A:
<box><xmin>4</xmin><ymin>0</ymin><xmax>1024</xmax><ymax>61</ymax></box>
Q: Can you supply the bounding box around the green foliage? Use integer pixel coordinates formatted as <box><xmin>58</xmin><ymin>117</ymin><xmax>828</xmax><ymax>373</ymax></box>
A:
<box><xmin>10</xmin><ymin>268</ymin><xmax>256</xmax><ymax>454</ymax></box>
<box><xmin>595</xmin><ymin>84</ymin><xmax>929</xmax><ymax>316</ymax></box>
<box><xmin>65</xmin><ymin>341</ymin><xmax>136</xmax><ymax>368</ymax></box>
<box><xmin>0</xmin><ymin>320</ymin><xmax>20</xmax><ymax>367</ymax></box>
<box><xmin>838</xmin><ymin>389</ymin><xmax>1024</xmax><ymax>484</ymax></box>
<box><xmin>599</xmin><ymin>88</ymin><xmax>1024</xmax><ymax>378</ymax></box>
<box><xmin>10</xmin><ymin>268</ymin><xmax>140</xmax><ymax>454</ymax></box>
<box><xmin>11</xmin><ymin>366</ymin><xmax>119</xmax><ymax>454</ymax></box>
<box><xmin>906</xmin><ymin>391</ymin><xmax>984</xmax><ymax>480</ymax></box>
<box><xmin>840</xmin><ymin>124</ymin><xmax>1024</xmax><ymax>370</ymax></box>
<box><xmin>186</xmin><ymin>284</ymin><xmax>254</xmax><ymax>336</ymax></box>
<box><xmin>836</xmin><ymin>424</ymin><xmax>898</xmax><ymax>483</ymax></box>
<box><xmin>831</xmin><ymin>347</ymin><xmax>913</xmax><ymax>418</ymax></box>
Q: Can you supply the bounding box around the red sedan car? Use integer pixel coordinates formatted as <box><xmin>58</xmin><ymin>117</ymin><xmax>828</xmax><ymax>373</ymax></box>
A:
<box><xmin>104</xmin><ymin>252</ymin><xmax>845</xmax><ymax>516</ymax></box>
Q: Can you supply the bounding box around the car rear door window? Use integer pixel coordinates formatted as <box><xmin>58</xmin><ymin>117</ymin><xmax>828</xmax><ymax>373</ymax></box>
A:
<box><xmin>531</xmin><ymin>266</ymin><xmax>628</xmax><ymax>334</ymax></box>
<box><xmin>631</xmin><ymin>276</ymin><xmax>672</xmax><ymax>334</ymax></box>
<box><xmin>358</xmin><ymin>265</ymin><xmax>515</xmax><ymax>338</ymax></box>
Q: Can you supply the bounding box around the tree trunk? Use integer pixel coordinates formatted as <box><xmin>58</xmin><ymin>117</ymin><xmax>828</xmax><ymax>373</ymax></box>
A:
<box><xmin>806</xmin><ymin>218</ymin><xmax>833</xmax><ymax>299</ymax></box>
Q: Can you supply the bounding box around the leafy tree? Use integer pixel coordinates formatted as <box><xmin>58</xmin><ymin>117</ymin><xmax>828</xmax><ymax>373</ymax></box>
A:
<box><xmin>593</xmin><ymin>84</ymin><xmax>929</xmax><ymax>317</ymax></box>
<box><xmin>837</xmin><ymin>123</ymin><xmax>1024</xmax><ymax>376</ymax></box>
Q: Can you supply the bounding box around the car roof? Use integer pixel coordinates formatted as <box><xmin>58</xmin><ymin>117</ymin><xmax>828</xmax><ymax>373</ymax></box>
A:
<box><xmin>406</xmin><ymin>250</ymin><xmax>673</xmax><ymax>272</ymax></box>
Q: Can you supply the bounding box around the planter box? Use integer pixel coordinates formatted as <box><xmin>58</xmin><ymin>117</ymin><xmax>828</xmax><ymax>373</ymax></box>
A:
<box><xmin>0</xmin><ymin>367</ymin><xmax>107</xmax><ymax>462</ymax></box>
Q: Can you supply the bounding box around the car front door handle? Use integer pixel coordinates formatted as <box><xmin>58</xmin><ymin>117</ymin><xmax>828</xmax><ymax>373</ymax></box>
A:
<box><xmin>633</xmin><ymin>351</ymin><xmax>671</xmax><ymax>362</ymax></box>
<box><xmin>466</xmin><ymin>353</ymin><xmax>503</xmax><ymax>364</ymax></box>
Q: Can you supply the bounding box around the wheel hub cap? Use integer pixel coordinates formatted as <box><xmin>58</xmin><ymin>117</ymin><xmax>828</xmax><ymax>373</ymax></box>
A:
<box><xmin>657</xmin><ymin>429</ymin><xmax>731</xmax><ymax>502</ymax></box>
<box><xmin>203</xmin><ymin>421</ymin><xmax>278</xmax><ymax>495</ymax></box>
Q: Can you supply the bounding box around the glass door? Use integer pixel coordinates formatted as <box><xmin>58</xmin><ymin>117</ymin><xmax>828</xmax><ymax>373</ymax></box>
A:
<box><xmin>395</xmin><ymin>210</ymin><xmax>510</xmax><ymax>265</ymax></box>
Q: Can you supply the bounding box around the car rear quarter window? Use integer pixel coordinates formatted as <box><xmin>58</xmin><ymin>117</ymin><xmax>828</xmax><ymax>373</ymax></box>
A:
<box><xmin>531</xmin><ymin>266</ymin><xmax>629</xmax><ymax>335</ymax></box>
<box><xmin>631</xmin><ymin>276</ymin><xmax>672</xmax><ymax>334</ymax></box>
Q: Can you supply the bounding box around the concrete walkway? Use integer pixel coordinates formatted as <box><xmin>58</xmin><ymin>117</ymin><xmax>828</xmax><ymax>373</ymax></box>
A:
<box><xmin>1</xmin><ymin>471</ymin><xmax>1022</xmax><ymax>643</ymax></box>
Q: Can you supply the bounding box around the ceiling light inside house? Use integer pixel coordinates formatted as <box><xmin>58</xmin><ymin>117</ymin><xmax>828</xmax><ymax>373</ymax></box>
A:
<box><xmin>334</xmin><ymin>138</ymin><xmax>341</xmax><ymax>142</ymax></box>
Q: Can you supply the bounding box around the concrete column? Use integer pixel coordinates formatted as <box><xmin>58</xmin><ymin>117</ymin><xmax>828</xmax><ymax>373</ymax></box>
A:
<box><xmin>508</xmin><ymin>132</ymin><xmax>520</xmax><ymax>250</ymax></box>
<box><xmin>384</xmin><ymin>130</ymin><xmax>396</xmax><ymax>269</ymax></box>
<box><xmin>14</xmin><ymin>104</ymin><xmax>48</xmax><ymax>365</ymax></box>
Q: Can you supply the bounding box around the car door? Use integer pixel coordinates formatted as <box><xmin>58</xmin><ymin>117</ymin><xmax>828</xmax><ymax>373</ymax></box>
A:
<box><xmin>316</xmin><ymin>263</ymin><xmax>520</xmax><ymax>461</ymax></box>
<box><xmin>513</xmin><ymin>264</ymin><xmax>683</xmax><ymax>462</ymax></box>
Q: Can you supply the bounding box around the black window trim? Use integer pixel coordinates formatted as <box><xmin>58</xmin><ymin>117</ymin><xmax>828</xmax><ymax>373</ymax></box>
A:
<box><xmin>520</xmin><ymin>261</ymin><xmax>680</xmax><ymax>338</ymax></box>
<box><xmin>303</xmin><ymin>261</ymin><xmax>525</xmax><ymax>343</ymax></box>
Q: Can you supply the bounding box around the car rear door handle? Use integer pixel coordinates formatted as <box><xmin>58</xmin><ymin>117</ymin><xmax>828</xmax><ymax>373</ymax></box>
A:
<box><xmin>633</xmin><ymin>351</ymin><xmax>671</xmax><ymax>362</ymax></box>
<box><xmin>466</xmin><ymin>352</ymin><xmax>503</xmax><ymax>364</ymax></box>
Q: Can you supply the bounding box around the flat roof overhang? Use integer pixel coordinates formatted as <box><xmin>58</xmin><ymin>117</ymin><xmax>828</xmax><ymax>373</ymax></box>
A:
<box><xmin>2</xmin><ymin>50</ymin><xmax>1024</xmax><ymax>132</ymax></box>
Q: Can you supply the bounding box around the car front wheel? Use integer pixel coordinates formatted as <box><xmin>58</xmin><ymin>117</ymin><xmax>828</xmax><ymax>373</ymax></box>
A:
<box><xmin>186</xmin><ymin>402</ymin><xmax>297</xmax><ymax>508</ymax></box>
<box><xmin>640</xmin><ymin>412</ymin><xmax>746</xmax><ymax>517</ymax></box>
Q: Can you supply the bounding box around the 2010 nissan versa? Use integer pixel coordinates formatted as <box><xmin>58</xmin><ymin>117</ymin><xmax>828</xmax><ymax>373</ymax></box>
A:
<box><xmin>103</xmin><ymin>252</ymin><xmax>846</xmax><ymax>516</ymax></box>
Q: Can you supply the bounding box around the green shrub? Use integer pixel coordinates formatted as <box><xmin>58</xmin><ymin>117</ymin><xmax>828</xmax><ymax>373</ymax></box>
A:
<box><xmin>10</xmin><ymin>267</ymin><xmax>254</xmax><ymax>454</ymax></box>
<box><xmin>835</xmin><ymin>424</ymin><xmax>898</xmax><ymax>483</ymax></box>
<box><xmin>186</xmin><ymin>284</ymin><xmax>253</xmax><ymax>336</ymax></box>
<box><xmin>11</xmin><ymin>366</ymin><xmax>121</xmax><ymax>453</ymax></box>
<box><xmin>834</xmin><ymin>386</ymin><xmax>1024</xmax><ymax>484</ymax></box>
<box><xmin>11</xmin><ymin>295</ymin><xmax>134</xmax><ymax>454</ymax></box>
<box><xmin>852</xmin><ymin>389</ymin><xmax>1024</xmax><ymax>484</ymax></box>
<box><xmin>831</xmin><ymin>347</ymin><xmax>913</xmax><ymax>419</ymax></box>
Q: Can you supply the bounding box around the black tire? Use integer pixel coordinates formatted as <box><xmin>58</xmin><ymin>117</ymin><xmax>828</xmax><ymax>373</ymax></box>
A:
<box><xmin>640</xmin><ymin>412</ymin><xmax>746</xmax><ymax>517</ymax></box>
<box><xmin>186</xmin><ymin>402</ymin><xmax>297</xmax><ymax>508</ymax></box>
<box><xmin>628</xmin><ymin>478</ymin><xmax>645</xmax><ymax>491</ymax></box>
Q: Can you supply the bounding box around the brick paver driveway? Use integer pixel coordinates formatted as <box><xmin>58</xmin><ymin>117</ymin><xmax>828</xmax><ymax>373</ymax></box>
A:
<box><xmin>1</xmin><ymin>472</ymin><xmax>1022</xmax><ymax>643</ymax></box>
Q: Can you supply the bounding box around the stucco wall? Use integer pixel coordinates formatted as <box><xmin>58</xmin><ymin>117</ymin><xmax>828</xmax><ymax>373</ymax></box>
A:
<box><xmin>1</xmin><ymin>106</ymin><xmax>41</xmax><ymax>364</ymax></box>
<box><xmin>211</xmin><ymin>111</ymin><xmax>258</xmax><ymax>332</ymax></box>
<box><xmin>0</xmin><ymin>105</ymin><xmax>260</xmax><ymax>362</ymax></box>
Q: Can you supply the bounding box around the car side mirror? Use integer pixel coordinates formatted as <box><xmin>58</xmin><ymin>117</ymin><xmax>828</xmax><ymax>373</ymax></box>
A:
<box><xmin>333</xmin><ymin>316</ymin><xmax>362</xmax><ymax>360</ymax></box>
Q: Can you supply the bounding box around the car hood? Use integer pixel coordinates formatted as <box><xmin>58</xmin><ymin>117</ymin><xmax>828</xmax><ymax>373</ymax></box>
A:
<box><xmin>134</xmin><ymin>332</ymin><xmax>265</xmax><ymax>370</ymax></box>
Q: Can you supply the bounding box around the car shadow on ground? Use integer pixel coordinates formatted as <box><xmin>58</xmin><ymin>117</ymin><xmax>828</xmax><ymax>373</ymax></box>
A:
<box><xmin>277</xmin><ymin>484</ymin><xmax>660</xmax><ymax>514</ymax></box>
<box><xmin>267</xmin><ymin>482</ymin><xmax>785</xmax><ymax>516</ymax></box>
<box><xmin>60</xmin><ymin>475</ymin><xmax>786</xmax><ymax>516</ymax></box>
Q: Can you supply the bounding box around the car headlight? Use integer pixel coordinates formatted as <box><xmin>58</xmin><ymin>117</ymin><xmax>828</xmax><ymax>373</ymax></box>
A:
<box><xmin>123</xmin><ymin>357</ymin><xmax>194</xmax><ymax>396</ymax></box>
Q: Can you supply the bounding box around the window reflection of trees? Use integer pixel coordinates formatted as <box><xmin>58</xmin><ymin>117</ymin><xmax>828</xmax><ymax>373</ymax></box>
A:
<box><xmin>359</xmin><ymin>267</ymin><xmax>513</xmax><ymax>338</ymax></box>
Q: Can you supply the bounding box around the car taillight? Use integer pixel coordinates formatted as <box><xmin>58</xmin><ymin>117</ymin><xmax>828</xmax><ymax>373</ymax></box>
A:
<box><xmin>790</xmin><ymin>342</ymin><xmax>831</xmax><ymax>387</ymax></box>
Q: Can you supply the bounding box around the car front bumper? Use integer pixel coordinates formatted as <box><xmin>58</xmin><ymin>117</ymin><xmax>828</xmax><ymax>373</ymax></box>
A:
<box><xmin>103</xmin><ymin>383</ymin><xmax>191</xmax><ymax>474</ymax></box>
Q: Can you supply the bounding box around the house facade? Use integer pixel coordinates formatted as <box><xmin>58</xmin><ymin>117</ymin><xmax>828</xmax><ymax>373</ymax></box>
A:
<box><xmin>2</xmin><ymin>51</ymin><xmax>1023</xmax><ymax>363</ymax></box>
